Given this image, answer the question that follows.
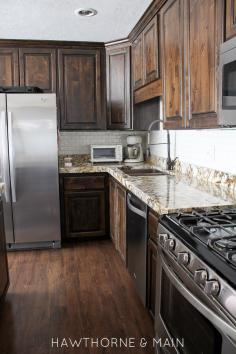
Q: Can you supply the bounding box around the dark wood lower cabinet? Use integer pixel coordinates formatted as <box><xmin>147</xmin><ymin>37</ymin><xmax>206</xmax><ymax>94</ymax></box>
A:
<box><xmin>147</xmin><ymin>238</ymin><xmax>157</xmax><ymax>319</ymax></box>
<box><xmin>116</xmin><ymin>184</ymin><xmax>126</xmax><ymax>263</ymax></box>
<box><xmin>60</xmin><ymin>174</ymin><xmax>108</xmax><ymax>239</ymax></box>
<box><xmin>147</xmin><ymin>210</ymin><xmax>159</xmax><ymax>319</ymax></box>
<box><xmin>109</xmin><ymin>177</ymin><xmax>117</xmax><ymax>245</ymax></box>
<box><xmin>109</xmin><ymin>177</ymin><xmax>126</xmax><ymax>264</ymax></box>
<box><xmin>0</xmin><ymin>197</ymin><xmax>9</xmax><ymax>302</ymax></box>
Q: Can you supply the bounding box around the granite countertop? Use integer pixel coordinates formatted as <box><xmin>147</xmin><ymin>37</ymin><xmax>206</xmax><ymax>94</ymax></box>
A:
<box><xmin>59</xmin><ymin>161</ymin><xmax>236</xmax><ymax>215</ymax></box>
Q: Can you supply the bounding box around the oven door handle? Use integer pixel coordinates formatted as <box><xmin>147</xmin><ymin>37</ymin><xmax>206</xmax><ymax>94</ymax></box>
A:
<box><xmin>160</xmin><ymin>252</ymin><xmax>236</xmax><ymax>344</ymax></box>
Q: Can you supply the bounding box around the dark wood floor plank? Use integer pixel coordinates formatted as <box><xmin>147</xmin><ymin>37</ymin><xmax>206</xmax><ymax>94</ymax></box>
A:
<box><xmin>0</xmin><ymin>240</ymin><xmax>155</xmax><ymax>354</ymax></box>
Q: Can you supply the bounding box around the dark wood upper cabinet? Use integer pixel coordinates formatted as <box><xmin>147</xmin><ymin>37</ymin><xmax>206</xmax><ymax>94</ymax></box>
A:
<box><xmin>132</xmin><ymin>15</ymin><xmax>159</xmax><ymax>91</ymax></box>
<box><xmin>19</xmin><ymin>48</ymin><xmax>56</xmax><ymax>92</ymax></box>
<box><xmin>58</xmin><ymin>48</ymin><xmax>105</xmax><ymax>130</ymax></box>
<box><xmin>106</xmin><ymin>44</ymin><xmax>131</xmax><ymax>130</ymax></box>
<box><xmin>132</xmin><ymin>34</ymin><xmax>144</xmax><ymax>90</ymax></box>
<box><xmin>161</xmin><ymin>0</ymin><xmax>222</xmax><ymax>129</ymax></box>
<box><xmin>161</xmin><ymin>0</ymin><xmax>185</xmax><ymax>129</ymax></box>
<box><xmin>225</xmin><ymin>0</ymin><xmax>236</xmax><ymax>40</ymax></box>
<box><xmin>0</xmin><ymin>48</ymin><xmax>19</xmax><ymax>87</ymax></box>
<box><xmin>143</xmin><ymin>16</ymin><xmax>159</xmax><ymax>85</ymax></box>
<box><xmin>187</xmin><ymin>0</ymin><xmax>221</xmax><ymax>128</ymax></box>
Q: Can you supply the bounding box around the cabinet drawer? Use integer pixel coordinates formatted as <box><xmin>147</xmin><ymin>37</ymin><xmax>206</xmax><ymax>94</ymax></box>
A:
<box><xmin>63</xmin><ymin>175</ymin><xmax>105</xmax><ymax>191</ymax></box>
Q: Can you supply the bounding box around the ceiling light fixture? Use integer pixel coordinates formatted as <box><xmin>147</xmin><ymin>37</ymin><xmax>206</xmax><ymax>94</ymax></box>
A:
<box><xmin>74</xmin><ymin>8</ymin><xmax>98</xmax><ymax>17</ymax></box>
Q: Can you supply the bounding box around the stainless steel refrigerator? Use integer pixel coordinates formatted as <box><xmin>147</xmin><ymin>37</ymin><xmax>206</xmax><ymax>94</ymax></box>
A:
<box><xmin>0</xmin><ymin>93</ymin><xmax>61</xmax><ymax>249</ymax></box>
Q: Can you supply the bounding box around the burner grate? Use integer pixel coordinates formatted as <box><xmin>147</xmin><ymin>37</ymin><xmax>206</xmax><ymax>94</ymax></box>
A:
<box><xmin>172</xmin><ymin>209</ymin><xmax>236</xmax><ymax>268</ymax></box>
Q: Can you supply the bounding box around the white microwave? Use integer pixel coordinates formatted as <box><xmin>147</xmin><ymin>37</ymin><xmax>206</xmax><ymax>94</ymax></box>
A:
<box><xmin>90</xmin><ymin>144</ymin><xmax>123</xmax><ymax>163</ymax></box>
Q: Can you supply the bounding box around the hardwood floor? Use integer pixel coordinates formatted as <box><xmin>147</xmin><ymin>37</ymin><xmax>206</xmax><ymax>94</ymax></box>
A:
<box><xmin>0</xmin><ymin>240</ymin><xmax>155</xmax><ymax>354</ymax></box>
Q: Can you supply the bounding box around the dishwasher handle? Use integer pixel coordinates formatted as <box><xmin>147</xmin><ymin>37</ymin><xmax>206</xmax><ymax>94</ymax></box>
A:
<box><xmin>127</xmin><ymin>193</ymin><xmax>146</xmax><ymax>219</ymax></box>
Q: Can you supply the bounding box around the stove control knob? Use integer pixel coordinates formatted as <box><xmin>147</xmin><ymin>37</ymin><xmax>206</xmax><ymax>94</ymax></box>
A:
<box><xmin>194</xmin><ymin>269</ymin><xmax>208</xmax><ymax>285</ymax></box>
<box><xmin>164</xmin><ymin>238</ymin><xmax>176</xmax><ymax>251</ymax></box>
<box><xmin>159</xmin><ymin>233</ymin><xmax>169</xmax><ymax>246</ymax></box>
<box><xmin>177</xmin><ymin>252</ymin><xmax>190</xmax><ymax>266</ymax></box>
<box><xmin>204</xmin><ymin>280</ymin><xmax>220</xmax><ymax>296</ymax></box>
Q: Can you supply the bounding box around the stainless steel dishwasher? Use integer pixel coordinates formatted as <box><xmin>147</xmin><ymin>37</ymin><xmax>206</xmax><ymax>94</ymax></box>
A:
<box><xmin>127</xmin><ymin>192</ymin><xmax>147</xmax><ymax>305</ymax></box>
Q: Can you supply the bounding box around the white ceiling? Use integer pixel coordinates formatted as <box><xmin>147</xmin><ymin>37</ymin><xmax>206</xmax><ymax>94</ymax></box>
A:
<box><xmin>0</xmin><ymin>0</ymin><xmax>153</xmax><ymax>43</ymax></box>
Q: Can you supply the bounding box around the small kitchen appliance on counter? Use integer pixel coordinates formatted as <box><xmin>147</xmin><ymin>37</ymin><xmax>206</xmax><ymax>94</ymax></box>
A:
<box><xmin>90</xmin><ymin>144</ymin><xmax>123</xmax><ymax>163</ymax></box>
<box><xmin>124</xmin><ymin>135</ymin><xmax>144</xmax><ymax>163</ymax></box>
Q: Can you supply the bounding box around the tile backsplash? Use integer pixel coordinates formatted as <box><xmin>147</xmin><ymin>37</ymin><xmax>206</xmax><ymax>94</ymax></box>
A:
<box><xmin>150</xmin><ymin>128</ymin><xmax>236</xmax><ymax>175</ymax></box>
<box><xmin>59</xmin><ymin>131</ymin><xmax>147</xmax><ymax>155</ymax></box>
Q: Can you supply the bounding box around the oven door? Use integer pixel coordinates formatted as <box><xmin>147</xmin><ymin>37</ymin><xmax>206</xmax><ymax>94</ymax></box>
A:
<box><xmin>155</xmin><ymin>249</ymin><xmax>236</xmax><ymax>354</ymax></box>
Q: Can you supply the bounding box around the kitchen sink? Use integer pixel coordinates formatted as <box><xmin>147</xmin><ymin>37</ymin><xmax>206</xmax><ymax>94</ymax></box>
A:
<box><xmin>119</xmin><ymin>166</ymin><xmax>168</xmax><ymax>176</ymax></box>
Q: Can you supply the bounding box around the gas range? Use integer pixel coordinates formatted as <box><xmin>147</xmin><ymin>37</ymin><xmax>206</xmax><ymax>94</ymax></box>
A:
<box><xmin>156</xmin><ymin>207</ymin><xmax>236</xmax><ymax>352</ymax></box>
<box><xmin>161</xmin><ymin>208</ymin><xmax>236</xmax><ymax>288</ymax></box>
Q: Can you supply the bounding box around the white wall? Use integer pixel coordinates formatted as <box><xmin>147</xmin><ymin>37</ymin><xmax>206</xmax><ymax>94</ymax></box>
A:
<box><xmin>150</xmin><ymin>128</ymin><xmax>236</xmax><ymax>175</ymax></box>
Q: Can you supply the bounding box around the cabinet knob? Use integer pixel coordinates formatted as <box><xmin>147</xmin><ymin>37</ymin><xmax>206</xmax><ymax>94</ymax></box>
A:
<box><xmin>177</xmin><ymin>252</ymin><xmax>190</xmax><ymax>266</ymax></box>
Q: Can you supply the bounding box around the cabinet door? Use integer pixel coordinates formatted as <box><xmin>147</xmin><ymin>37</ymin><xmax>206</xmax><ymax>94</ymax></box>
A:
<box><xmin>58</xmin><ymin>48</ymin><xmax>105</xmax><ymax>130</ymax></box>
<box><xmin>109</xmin><ymin>178</ymin><xmax>117</xmax><ymax>246</ymax></box>
<box><xmin>143</xmin><ymin>16</ymin><xmax>159</xmax><ymax>84</ymax></box>
<box><xmin>0</xmin><ymin>202</ymin><xmax>9</xmax><ymax>300</ymax></box>
<box><xmin>106</xmin><ymin>45</ymin><xmax>131</xmax><ymax>129</ymax></box>
<box><xmin>132</xmin><ymin>34</ymin><xmax>144</xmax><ymax>90</ymax></box>
<box><xmin>147</xmin><ymin>238</ymin><xmax>157</xmax><ymax>319</ymax></box>
<box><xmin>225</xmin><ymin>0</ymin><xmax>236</xmax><ymax>40</ymax></box>
<box><xmin>0</xmin><ymin>48</ymin><xmax>19</xmax><ymax>87</ymax></box>
<box><xmin>161</xmin><ymin>0</ymin><xmax>185</xmax><ymax>129</ymax></box>
<box><xmin>188</xmin><ymin>0</ymin><xmax>221</xmax><ymax>128</ymax></box>
<box><xmin>19</xmin><ymin>48</ymin><xmax>56</xmax><ymax>92</ymax></box>
<box><xmin>64</xmin><ymin>190</ymin><xmax>106</xmax><ymax>238</ymax></box>
<box><xmin>116</xmin><ymin>184</ymin><xmax>126</xmax><ymax>263</ymax></box>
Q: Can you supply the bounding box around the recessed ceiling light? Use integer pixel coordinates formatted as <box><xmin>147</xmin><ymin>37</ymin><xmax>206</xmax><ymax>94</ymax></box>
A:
<box><xmin>74</xmin><ymin>8</ymin><xmax>98</xmax><ymax>17</ymax></box>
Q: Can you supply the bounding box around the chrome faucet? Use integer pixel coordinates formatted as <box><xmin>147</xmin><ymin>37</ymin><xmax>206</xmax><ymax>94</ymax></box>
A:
<box><xmin>146</xmin><ymin>119</ymin><xmax>178</xmax><ymax>171</ymax></box>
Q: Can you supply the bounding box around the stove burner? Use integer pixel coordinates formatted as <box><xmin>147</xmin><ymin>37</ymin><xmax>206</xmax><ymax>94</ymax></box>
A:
<box><xmin>172</xmin><ymin>209</ymin><xmax>236</xmax><ymax>268</ymax></box>
<box><xmin>214</xmin><ymin>238</ymin><xmax>236</xmax><ymax>251</ymax></box>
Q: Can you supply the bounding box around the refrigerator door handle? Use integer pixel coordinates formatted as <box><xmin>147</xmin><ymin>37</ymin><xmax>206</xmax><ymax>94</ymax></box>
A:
<box><xmin>8</xmin><ymin>111</ymin><xmax>17</xmax><ymax>203</ymax></box>
<box><xmin>0</xmin><ymin>110</ymin><xmax>9</xmax><ymax>203</ymax></box>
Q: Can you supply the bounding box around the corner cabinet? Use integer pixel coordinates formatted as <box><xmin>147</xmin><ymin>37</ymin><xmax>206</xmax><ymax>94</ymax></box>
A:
<box><xmin>58</xmin><ymin>48</ymin><xmax>105</xmax><ymax>130</ymax></box>
<box><xmin>60</xmin><ymin>174</ymin><xmax>108</xmax><ymax>239</ymax></box>
<box><xmin>106</xmin><ymin>43</ymin><xmax>131</xmax><ymax>129</ymax></box>
<box><xmin>161</xmin><ymin>0</ymin><xmax>223</xmax><ymax>129</ymax></box>
<box><xmin>225</xmin><ymin>0</ymin><xmax>236</xmax><ymax>40</ymax></box>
